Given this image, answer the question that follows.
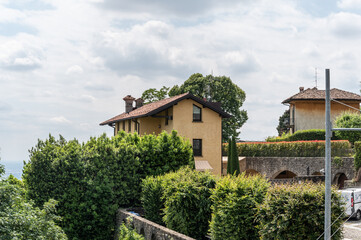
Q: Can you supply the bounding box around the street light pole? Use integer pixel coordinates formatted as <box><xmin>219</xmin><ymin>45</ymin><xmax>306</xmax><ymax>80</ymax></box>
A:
<box><xmin>324</xmin><ymin>69</ymin><xmax>331</xmax><ymax>240</ymax></box>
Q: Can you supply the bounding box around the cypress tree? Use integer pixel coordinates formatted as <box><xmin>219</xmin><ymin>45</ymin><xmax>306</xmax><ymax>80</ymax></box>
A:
<box><xmin>231</xmin><ymin>136</ymin><xmax>240</xmax><ymax>175</ymax></box>
<box><xmin>227</xmin><ymin>138</ymin><xmax>232</xmax><ymax>175</ymax></box>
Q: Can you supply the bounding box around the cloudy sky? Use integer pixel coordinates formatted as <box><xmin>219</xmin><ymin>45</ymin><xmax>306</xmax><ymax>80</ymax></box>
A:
<box><xmin>1</xmin><ymin>0</ymin><xmax>361</xmax><ymax>177</ymax></box>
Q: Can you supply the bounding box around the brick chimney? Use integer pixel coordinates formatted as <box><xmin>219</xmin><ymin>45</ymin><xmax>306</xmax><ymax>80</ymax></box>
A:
<box><xmin>299</xmin><ymin>86</ymin><xmax>304</xmax><ymax>92</ymax></box>
<box><xmin>135</xmin><ymin>98</ymin><xmax>144</xmax><ymax>108</ymax></box>
<box><xmin>123</xmin><ymin>95</ymin><xmax>135</xmax><ymax>113</ymax></box>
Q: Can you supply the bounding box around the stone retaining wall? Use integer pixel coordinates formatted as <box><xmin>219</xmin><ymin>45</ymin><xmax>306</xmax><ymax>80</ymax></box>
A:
<box><xmin>115</xmin><ymin>209</ymin><xmax>195</xmax><ymax>240</ymax></box>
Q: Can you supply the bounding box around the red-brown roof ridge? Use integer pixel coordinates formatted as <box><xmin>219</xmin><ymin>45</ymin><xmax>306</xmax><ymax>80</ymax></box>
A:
<box><xmin>100</xmin><ymin>92</ymin><xmax>231</xmax><ymax>126</ymax></box>
<box><xmin>282</xmin><ymin>87</ymin><xmax>361</xmax><ymax>104</ymax></box>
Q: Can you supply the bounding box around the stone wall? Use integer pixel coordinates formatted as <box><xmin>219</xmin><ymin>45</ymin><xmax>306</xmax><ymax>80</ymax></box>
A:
<box><xmin>115</xmin><ymin>209</ymin><xmax>195</xmax><ymax>240</ymax></box>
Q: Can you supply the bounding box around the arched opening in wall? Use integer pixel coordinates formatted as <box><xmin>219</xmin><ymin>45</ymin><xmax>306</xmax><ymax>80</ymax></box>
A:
<box><xmin>312</xmin><ymin>171</ymin><xmax>323</xmax><ymax>176</ymax></box>
<box><xmin>140</xmin><ymin>228</ymin><xmax>145</xmax><ymax>236</ymax></box>
<box><xmin>333</xmin><ymin>173</ymin><xmax>348</xmax><ymax>189</ymax></box>
<box><xmin>244</xmin><ymin>169</ymin><xmax>260</xmax><ymax>176</ymax></box>
<box><xmin>151</xmin><ymin>233</ymin><xmax>157</xmax><ymax>240</ymax></box>
<box><xmin>274</xmin><ymin>170</ymin><xmax>297</xmax><ymax>179</ymax></box>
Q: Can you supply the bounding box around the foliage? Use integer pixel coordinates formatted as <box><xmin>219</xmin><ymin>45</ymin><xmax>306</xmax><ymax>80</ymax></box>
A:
<box><xmin>226</xmin><ymin>138</ymin><xmax>232</xmax><ymax>175</ymax></box>
<box><xmin>22</xmin><ymin>131</ymin><xmax>193</xmax><ymax>240</ymax></box>
<box><xmin>277</xmin><ymin>109</ymin><xmax>290</xmax><ymax>136</ymax></box>
<box><xmin>209</xmin><ymin>174</ymin><xmax>269</xmax><ymax>240</ymax></box>
<box><xmin>0</xmin><ymin>175</ymin><xmax>67</xmax><ymax>240</ymax></box>
<box><xmin>223</xmin><ymin>140</ymin><xmax>351</xmax><ymax>157</ymax></box>
<box><xmin>334</xmin><ymin>111</ymin><xmax>361</xmax><ymax>144</ymax></box>
<box><xmin>258</xmin><ymin>183</ymin><xmax>344</xmax><ymax>240</ymax></box>
<box><xmin>144</xmin><ymin>167</ymin><xmax>216</xmax><ymax>240</ymax></box>
<box><xmin>141</xmin><ymin>86</ymin><xmax>169</xmax><ymax>104</ymax></box>
<box><xmin>117</xmin><ymin>218</ymin><xmax>145</xmax><ymax>240</ymax></box>
<box><xmin>141</xmin><ymin>73</ymin><xmax>248</xmax><ymax>141</ymax></box>
<box><xmin>227</xmin><ymin>136</ymin><xmax>240</xmax><ymax>175</ymax></box>
<box><xmin>141</xmin><ymin>175</ymin><xmax>165</xmax><ymax>225</ymax></box>
<box><xmin>354</xmin><ymin>141</ymin><xmax>361</xmax><ymax>171</ymax></box>
<box><xmin>266</xmin><ymin>129</ymin><xmax>340</xmax><ymax>142</ymax></box>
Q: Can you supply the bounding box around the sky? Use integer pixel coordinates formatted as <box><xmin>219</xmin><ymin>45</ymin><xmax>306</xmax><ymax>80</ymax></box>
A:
<box><xmin>1</xmin><ymin>0</ymin><xmax>361</xmax><ymax>178</ymax></box>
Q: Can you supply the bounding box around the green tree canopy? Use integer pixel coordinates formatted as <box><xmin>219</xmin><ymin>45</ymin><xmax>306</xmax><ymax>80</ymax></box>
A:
<box><xmin>141</xmin><ymin>86</ymin><xmax>170</xmax><ymax>104</ymax></box>
<box><xmin>334</xmin><ymin>111</ymin><xmax>361</xmax><ymax>144</ymax></box>
<box><xmin>276</xmin><ymin>109</ymin><xmax>290</xmax><ymax>136</ymax></box>
<box><xmin>142</xmin><ymin>73</ymin><xmax>248</xmax><ymax>141</ymax></box>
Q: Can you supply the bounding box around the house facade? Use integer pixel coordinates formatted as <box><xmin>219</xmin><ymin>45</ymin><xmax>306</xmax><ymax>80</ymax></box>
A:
<box><xmin>100</xmin><ymin>93</ymin><xmax>231</xmax><ymax>176</ymax></box>
<box><xmin>282</xmin><ymin>87</ymin><xmax>361</xmax><ymax>133</ymax></box>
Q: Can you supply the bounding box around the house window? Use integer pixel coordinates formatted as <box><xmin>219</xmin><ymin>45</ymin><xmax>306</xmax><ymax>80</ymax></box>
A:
<box><xmin>165</xmin><ymin>110</ymin><xmax>169</xmax><ymax>126</ymax></box>
<box><xmin>193</xmin><ymin>105</ymin><xmax>202</xmax><ymax>122</ymax></box>
<box><xmin>193</xmin><ymin>139</ymin><xmax>202</xmax><ymax>156</ymax></box>
<box><xmin>128</xmin><ymin>120</ymin><xmax>131</xmax><ymax>132</ymax></box>
<box><xmin>134</xmin><ymin>120</ymin><xmax>137</xmax><ymax>131</ymax></box>
<box><xmin>122</xmin><ymin>121</ymin><xmax>125</xmax><ymax>131</ymax></box>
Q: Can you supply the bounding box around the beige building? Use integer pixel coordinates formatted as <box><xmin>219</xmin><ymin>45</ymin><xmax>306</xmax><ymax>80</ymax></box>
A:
<box><xmin>282</xmin><ymin>87</ymin><xmax>361</xmax><ymax>133</ymax></box>
<box><xmin>100</xmin><ymin>93</ymin><xmax>231</xmax><ymax>176</ymax></box>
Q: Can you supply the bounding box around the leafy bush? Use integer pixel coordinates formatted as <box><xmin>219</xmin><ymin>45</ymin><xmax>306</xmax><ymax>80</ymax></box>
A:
<box><xmin>22</xmin><ymin>131</ymin><xmax>193</xmax><ymax>240</ymax></box>
<box><xmin>223</xmin><ymin>140</ymin><xmax>351</xmax><ymax>157</ymax></box>
<box><xmin>160</xmin><ymin>167</ymin><xmax>216</xmax><ymax>240</ymax></box>
<box><xmin>141</xmin><ymin>175</ymin><xmax>165</xmax><ymax>225</ymax></box>
<box><xmin>266</xmin><ymin>129</ymin><xmax>340</xmax><ymax>142</ymax></box>
<box><xmin>334</xmin><ymin>111</ymin><xmax>361</xmax><ymax>144</ymax></box>
<box><xmin>258</xmin><ymin>183</ymin><xmax>344</xmax><ymax>240</ymax></box>
<box><xmin>354</xmin><ymin>141</ymin><xmax>361</xmax><ymax>171</ymax></box>
<box><xmin>118</xmin><ymin>220</ymin><xmax>145</xmax><ymax>240</ymax></box>
<box><xmin>209</xmin><ymin>174</ymin><xmax>269</xmax><ymax>240</ymax></box>
<box><xmin>0</xmin><ymin>175</ymin><xmax>67</xmax><ymax>240</ymax></box>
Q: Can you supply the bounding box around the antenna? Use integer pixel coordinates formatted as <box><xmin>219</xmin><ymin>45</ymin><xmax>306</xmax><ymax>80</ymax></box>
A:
<box><xmin>315</xmin><ymin>68</ymin><xmax>318</xmax><ymax>88</ymax></box>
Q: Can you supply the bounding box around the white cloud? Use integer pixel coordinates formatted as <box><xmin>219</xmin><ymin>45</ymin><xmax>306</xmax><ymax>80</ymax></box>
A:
<box><xmin>50</xmin><ymin>116</ymin><xmax>71</xmax><ymax>124</ymax></box>
<box><xmin>329</xmin><ymin>12</ymin><xmax>361</xmax><ymax>38</ymax></box>
<box><xmin>338</xmin><ymin>0</ymin><xmax>361</xmax><ymax>9</ymax></box>
<box><xmin>0</xmin><ymin>39</ymin><xmax>43</xmax><ymax>71</ymax></box>
<box><xmin>66</xmin><ymin>65</ymin><xmax>83</xmax><ymax>74</ymax></box>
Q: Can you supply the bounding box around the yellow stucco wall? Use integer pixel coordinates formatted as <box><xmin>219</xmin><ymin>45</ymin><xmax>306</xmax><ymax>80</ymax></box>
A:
<box><xmin>172</xmin><ymin>99</ymin><xmax>223</xmax><ymax>176</ymax></box>
<box><xmin>113</xmin><ymin>100</ymin><xmax>223</xmax><ymax>176</ymax></box>
<box><xmin>291</xmin><ymin>101</ymin><xmax>360</xmax><ymax>131</ymax></box>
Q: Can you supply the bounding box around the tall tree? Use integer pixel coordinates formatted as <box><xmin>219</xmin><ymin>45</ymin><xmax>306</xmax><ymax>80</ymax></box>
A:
<box><xmin>143</xmin><ymin>73</ymin><xmax>248</xmax><ymax>141</ymax></box>
<box><xmin>141</xmin><ymin>86</ymin><xmax>170</xmax><ymax>104</ymax></box>
<box><xmin>227</xmin><ymin>136</ymin><xmax>240</xmax><ymax>175</ymax></box>
<box><xmin>277</xmin><ymin>109</ymin><xmax>290</xmax><ymax>136</ymax></box>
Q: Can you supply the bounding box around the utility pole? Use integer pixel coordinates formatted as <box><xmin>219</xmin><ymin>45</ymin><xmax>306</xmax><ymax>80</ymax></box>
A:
<box><xmin>324</xmin><ymin>69</ymin><xmax>331</xmax><ymax>240</ymax></box>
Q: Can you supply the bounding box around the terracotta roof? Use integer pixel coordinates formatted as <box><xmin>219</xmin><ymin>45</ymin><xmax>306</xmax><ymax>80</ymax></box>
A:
<box><xmin>100</xmin><ymin>92</ymin><xmax>232</xmax><ymax>126</ymax></box>
<box><xmin>282</xmin><ymin>87</ymin><xmax>361</xmax><ymax>104</ymax></box>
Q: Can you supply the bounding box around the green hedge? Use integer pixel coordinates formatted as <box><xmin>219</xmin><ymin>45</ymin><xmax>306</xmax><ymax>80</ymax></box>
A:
<box><xmin>267</xmin><ymin>129</ymin><xmax>336</xmax><ymax>142</ymax></box>
<box><xmin>142</xmin><ymin>167</ymin><xmax>216</xmax><ymax>240</ymax></box>
<box><xmin>22</xmin><ymin>131</ymin><xmax>193</xmax><ymax>240</ymax></box>
<box><xmin>209</xmin><ymin>174</ymin><xmax>269</xmax><ymax>240</ymax></box>
<box><xmin>354</xmin><ymin>141</ymin><xmax>361</xmax><ymax>171</ymax></box>
<box><xmin>258</xmin><ymin>183</ymin><xmax>344</xmax><ymax>240</ymax></box>
<box><xmin>118</xmin><ymin>220</ymin><xmax>144</xmax><ymax>240</ymax></box>
<box><xmin>223</xmin><ymin>140</ymin><xmax>351</xmax><ymax>157</ymax></box>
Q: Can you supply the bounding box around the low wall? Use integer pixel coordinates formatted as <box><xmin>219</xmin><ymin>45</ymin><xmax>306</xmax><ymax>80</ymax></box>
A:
<box><xmin>115</xmin><ymin>209</ymin><xmax>195</xmax><ymax>240</ymax></box>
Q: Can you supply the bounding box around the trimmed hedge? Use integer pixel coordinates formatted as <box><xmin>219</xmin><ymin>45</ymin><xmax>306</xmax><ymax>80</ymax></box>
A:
<box><xmin>141</xmin><ymin>167</ymin><xmax>216</xmax><ymax>240</ymax></box>
<box><xmin>209</xmin><ymin>174</ymin><xmax>269</xmax><ymax>240</ymax></box>
<box><xmin>223</xmin><ymin>140</ymin><xmax>351</xmax><ymax>157</ymax></box>
<box><xmin>267</xmin><ymin>129</ymin><xmax>338</xmax><ymax>142</ymax></box>
<box><xmin>22</xmin><ymin>131</ymin><xmax>193</xmax><ymax>240</ymax></box>
<box><xmin>258</xmin><ymin>183</ymin><xmax>344</xmax><ymax>240</ymax></box>
<box><xmin>354</xmin><ymin>141</ymin><xmax>361</xmax><ymax>171</ymax></box>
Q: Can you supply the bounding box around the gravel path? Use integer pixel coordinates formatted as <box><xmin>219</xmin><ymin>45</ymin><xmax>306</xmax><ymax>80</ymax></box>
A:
<box><xmin>343</xmin><ymin>219</ymin><xmax>361</xmax><ymax>240</ymax></box>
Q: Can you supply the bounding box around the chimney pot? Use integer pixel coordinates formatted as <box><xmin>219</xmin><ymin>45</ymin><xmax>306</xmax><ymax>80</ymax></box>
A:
<box><xmin>299</xmin><ymin>87</ymin><xmax>304</xmax><ymax>92</ymax></box>
<box><xmin>135</xmin><ymin>98</ymin><xmax>144</xmax><ymax>108</ymax></box>
<box><xmin>123</xmin><ymin>95</ymin><xmax>135</xmax><ymax>113</ymax></box>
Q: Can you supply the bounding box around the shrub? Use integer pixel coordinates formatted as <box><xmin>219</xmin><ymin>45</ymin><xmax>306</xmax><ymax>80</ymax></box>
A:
<box><xmin>354</xmin><ymin>141</ymin><xmax>361</xmax><ymax>171</ymax></box>
<box><xmin>0</xmin><ymin>175</ymin><xmax>67</xmax><ymax>240</ymax></box>
<box><xmin>266</xmin><ymin>129</ymin><xmax>340</xmax><ymax>142</ymax></box>
<box><xmin>223</xmin><ymin>140</ymin><xmax>351</xmax><ymax>157</ymax></box>
<box><xmin>162</xmin><ymin>167</ymin><xmax>216</xmax><ymax>240</ymax></box>
<box><xmin>209</xmin><ymin>174</ymin><xmax>269</xmax><ymax>240</ymax></box>
<box><xmin>22</xmin><ymin>131</ymin><xmax>193</xmax><ymax>240</ymax></box>
<box><xmin>118</xmin><ymin>219</ymin><xmax>145</xmax><ymax>240</ymax></box>
<box><xmin>334</xmin><ymin>111</ymin><xmax>361</xmax><ymax>144</ymax></box>
<box><xmin>258</xmin><ymin>183</ymin><xmax>344</xmax><ymax>240</ymax></box>
<box><xmin>141</xmin><ymin>175</ymin><xmax>165</xmax><ymax>225</ymax></box>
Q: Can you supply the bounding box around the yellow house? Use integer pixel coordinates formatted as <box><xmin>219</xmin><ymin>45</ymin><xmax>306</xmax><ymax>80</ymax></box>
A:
<box><xmin>100</xmin><ymin>93</ymin><xmax>231</xmax><ymax>176</ymax></box>
<box><xmin>282</xmin><ymin>87</ymin><xmax>361</xmax><ymax>133</ymax></box>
